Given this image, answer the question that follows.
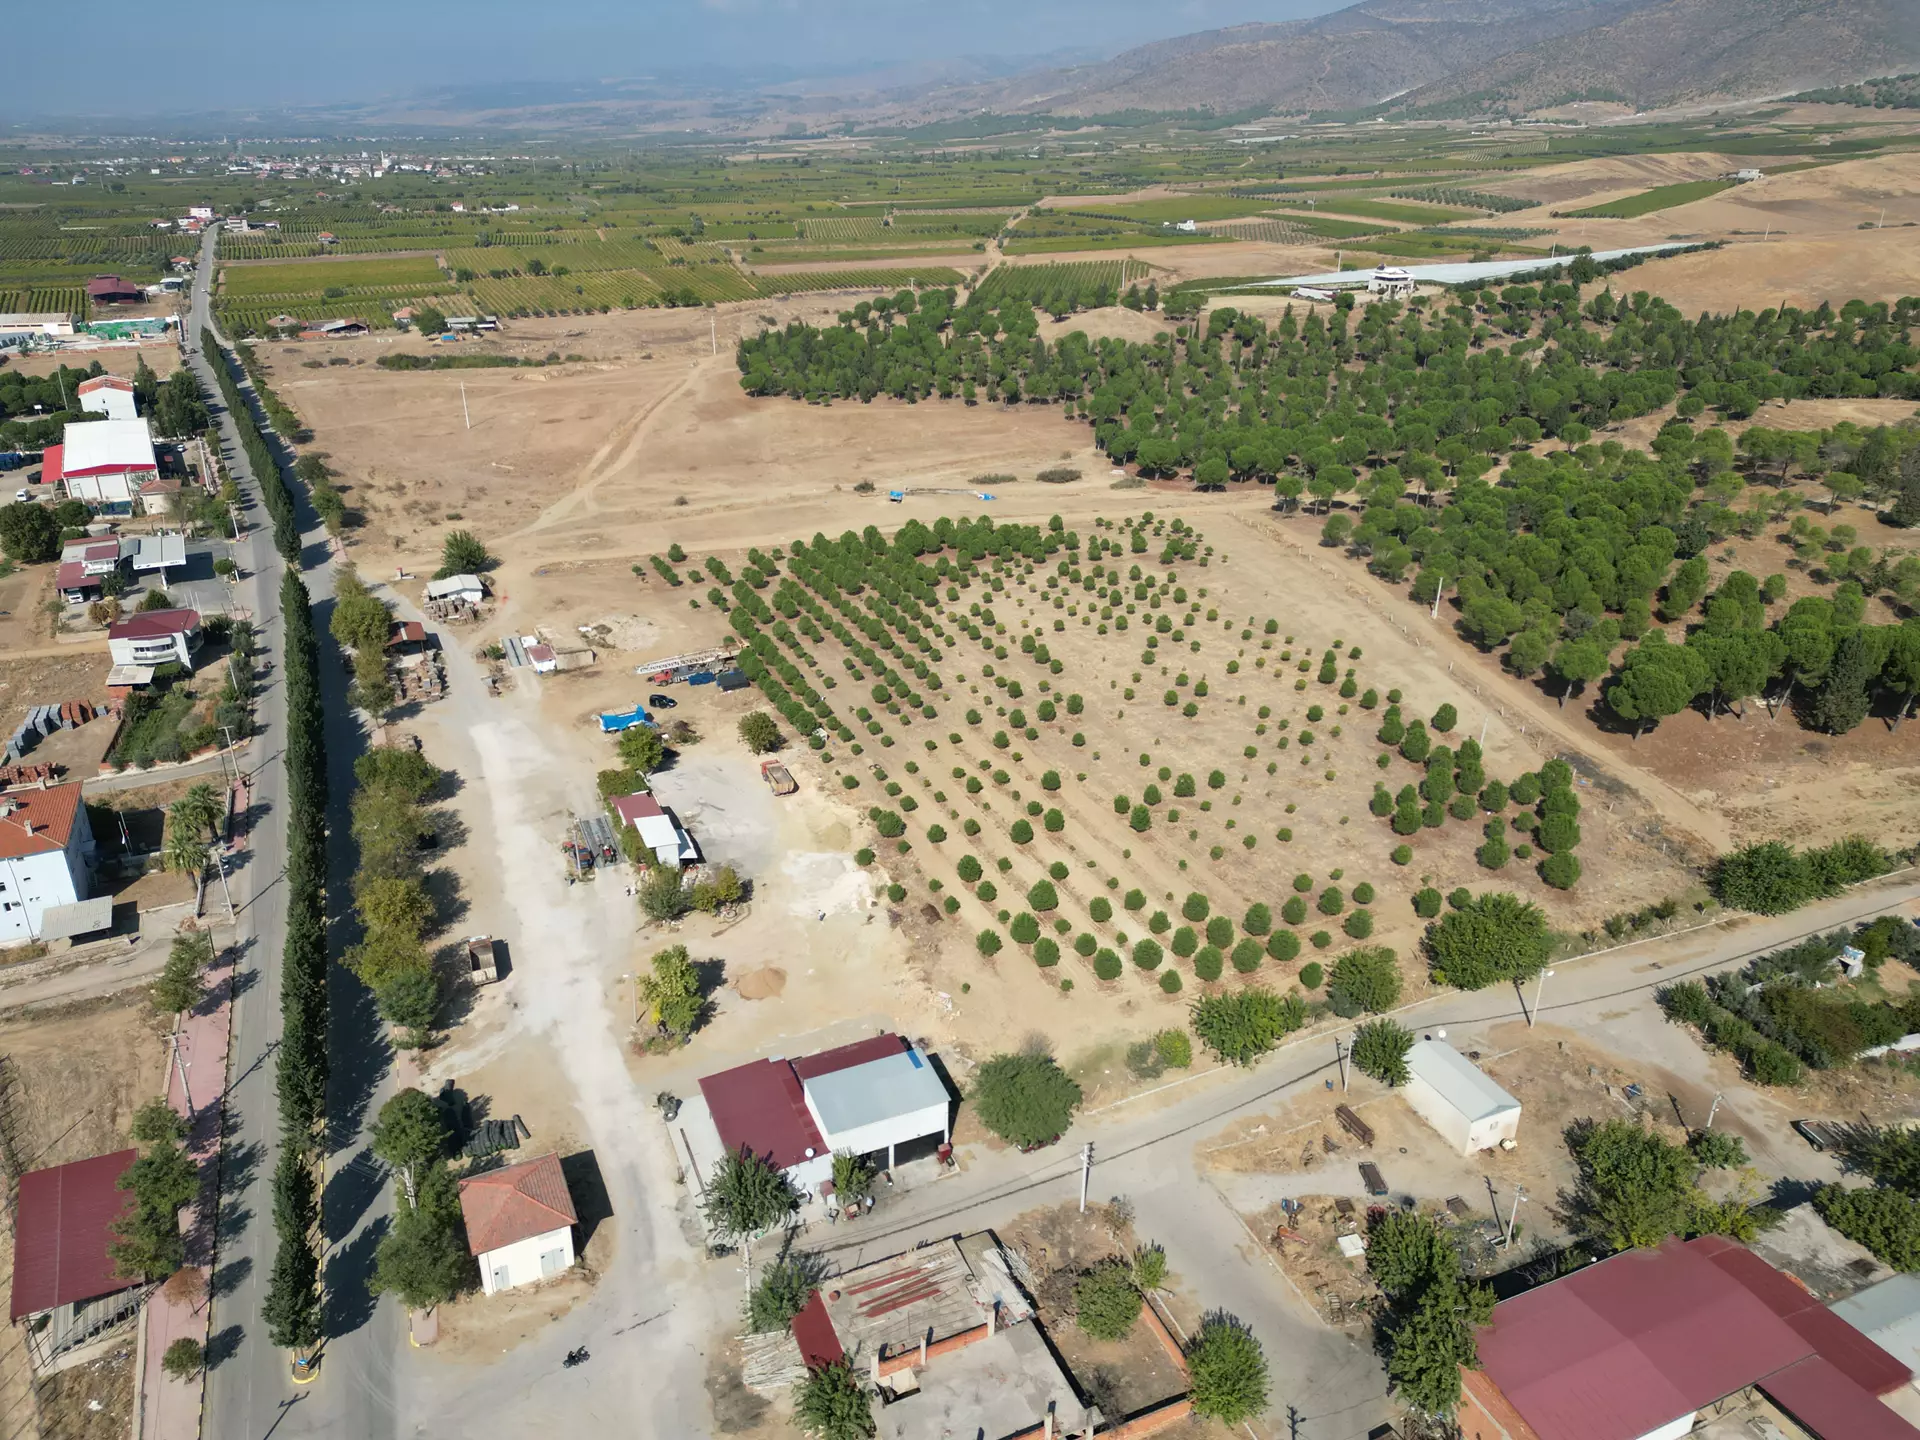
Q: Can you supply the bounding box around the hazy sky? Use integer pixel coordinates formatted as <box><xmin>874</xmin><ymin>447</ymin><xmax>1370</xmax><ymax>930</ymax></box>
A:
<box><xmin>7</xmin><ymin>0</ymin><xmax>1354</xmax><ymax>113</ymax></box>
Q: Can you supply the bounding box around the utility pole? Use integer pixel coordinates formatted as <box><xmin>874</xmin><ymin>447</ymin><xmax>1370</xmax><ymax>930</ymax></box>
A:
<box><xmin>1078</xmin><ymin>1142</ymin><xmax>1092</xmax><ymax>1213</ymax></box>
<box><xmin>1705</xmin><ymin>1092</ymin><xmax>1723</xmax><ymax>1130</ymax></box>
<box><xmin>169</xmin><ymin>1025</ymin><xmax>194</xmax><ymax>1113</ymax></box>
<box><xmin>1335</xmin><ymin>1034</ymin><xmax>1349</xmax><ymax>1092</ymax></box>
<box><xmin>210</xmin><ymin>849</ymin><xmax>235</xmax><ymax>924</ymax></box>
<box><xmin>460</xmin><ymin>381</ymin><xmax>471</xmax><ymax>430</ymax></box>
<box><xmin>1500</xmin><ymin>1184</ymin><xmax>1526</xmax><ymax>1248</ymax></box>
<box><xmin>1527</xmin><ymin>967</ymin><xmax>1555</xmax><ymax>1027</ymax></box>
<box><xmin>619</xmin><ymin>972</ymin><xmax>640</xmax><ymax>1027</ymax></box>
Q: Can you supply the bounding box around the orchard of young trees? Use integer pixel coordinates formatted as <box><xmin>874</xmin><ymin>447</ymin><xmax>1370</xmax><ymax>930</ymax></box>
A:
<box><xmin>738</xmin><ymin>284</ymin><xmax>1920</xmax><ymax>735</ymax></box>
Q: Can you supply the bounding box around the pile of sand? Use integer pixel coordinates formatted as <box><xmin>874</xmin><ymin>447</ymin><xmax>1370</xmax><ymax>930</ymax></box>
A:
<box><xmin>734</xmin><ymin>966</ymin><xmax>787</xmax><ymax>1000</ymax></box>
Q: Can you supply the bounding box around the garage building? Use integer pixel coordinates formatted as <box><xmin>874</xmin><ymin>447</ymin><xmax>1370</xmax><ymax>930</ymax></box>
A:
<box><xmin>1402</xmin><ymin>1038</ymin><xmax>1521</xmax><ymax>1155</ymax></box>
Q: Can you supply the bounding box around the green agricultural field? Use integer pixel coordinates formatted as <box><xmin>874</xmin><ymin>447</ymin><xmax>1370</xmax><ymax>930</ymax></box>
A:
<box><xmin>1076</xmin><ymin>196</ymin><xmax>1282</xmax><ymax>224</ymax></box>
<box><xmin>1271</xmin><ymin>196</ymin><xmax>1481</xmax><ymax>225</ymax></box>
<box><xmin>753</xmin><ymin>267</ymin><xmax>966</xmax><ymax>296</ymax></box>
<box><xmin>219</xmin><ymin>256</ymin><xmax>449</xmax><ymax>297</ymax></box>
<box><xmin>1566</xmin><ymin>179</ymin><xmax>1737</xmax><ymax>218</ymax></box>
<box><xmin>974</xmin><ymin>260</ymin><xmax>1152</xmax><ymax>312</ymax></box>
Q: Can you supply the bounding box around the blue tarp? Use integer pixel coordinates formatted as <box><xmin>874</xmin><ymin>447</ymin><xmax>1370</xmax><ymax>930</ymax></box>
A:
<box><xmin>687</xmin><ymin>671</ymin><xmax>717</xmax><ymax>686</ymax></box>
<box><xmin>597</xmin><ymin>705</ymin><xmax>655</xmax><ymax>733</ymax></box>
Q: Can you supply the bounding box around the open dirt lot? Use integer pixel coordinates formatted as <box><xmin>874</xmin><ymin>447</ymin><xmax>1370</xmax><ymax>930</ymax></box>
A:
<box><xmin>0</xmin><ymin>994</ymin><xmax>169</xmax><ymax>1440</ymax></box>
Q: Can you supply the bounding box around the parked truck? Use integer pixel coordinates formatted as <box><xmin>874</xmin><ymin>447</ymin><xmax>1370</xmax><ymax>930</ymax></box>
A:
<box><xmin>760</xmin><ymin>760</ymin><xmax>797</xmax><ymax>796</ymax></box>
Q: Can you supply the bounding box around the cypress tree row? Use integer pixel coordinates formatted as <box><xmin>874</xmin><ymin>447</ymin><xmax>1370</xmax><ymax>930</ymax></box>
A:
<box><xmin>201</xmin><ymin>327</ymin><xmax>300</xmax><ymax>563</ymax></box>
<box><xmin>265</xmin><ymin>570</ymin><xmax>328</xmax><ymax>1360</ymax></box>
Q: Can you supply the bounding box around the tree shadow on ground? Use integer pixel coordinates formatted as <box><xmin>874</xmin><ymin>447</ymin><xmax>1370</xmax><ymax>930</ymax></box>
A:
<box><xmin>323</xmin><ymin>1218</ymin><xmax>387</xmax><ymax>1340</ymax></box>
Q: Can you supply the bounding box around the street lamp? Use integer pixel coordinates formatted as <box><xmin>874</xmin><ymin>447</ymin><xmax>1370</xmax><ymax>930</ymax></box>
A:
<box><xmin>1528</xmin><ymin>968</ymin><xmax>1556</xmax><ymax>1027</ymax></box>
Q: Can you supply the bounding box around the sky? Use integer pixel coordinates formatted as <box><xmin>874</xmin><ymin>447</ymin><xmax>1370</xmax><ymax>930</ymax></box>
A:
<box><xmin>5</xmin><ymin>0</ymin><xmax>1357</xmax><ymax>114</ymax></box>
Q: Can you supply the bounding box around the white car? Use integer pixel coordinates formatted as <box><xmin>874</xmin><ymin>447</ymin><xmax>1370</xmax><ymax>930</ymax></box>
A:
<box><xmin>13</xmin><ymin>489</ymin><xmax>27</xmax><ymax>503</ymax></box>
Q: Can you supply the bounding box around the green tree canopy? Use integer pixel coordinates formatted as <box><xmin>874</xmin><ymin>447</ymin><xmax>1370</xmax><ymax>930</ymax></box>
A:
<box><xmin>1423</xmin><ymin>892</ymin><xmax>1550</xmax><ymax>990</ymax></box>
<box><xmin>972</xmin><ymin>1051</ymin><xmax>1082</xmax><ymax>1148</ymax></box>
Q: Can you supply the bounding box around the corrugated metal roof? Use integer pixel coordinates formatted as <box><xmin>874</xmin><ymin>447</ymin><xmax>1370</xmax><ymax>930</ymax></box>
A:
<box><xmin>1761</xmin><ymin>1354</ymin><xmax>1920</xmax><ymax>1440</ymax></box>
<box><xmin>1257</xmin><ymin>244</ymin><xmax>1696</xmax><ymax>291</ymax></box>
<box><xmin>793</xmin><ymin>1034</ymin><xmax>905</xmax><ymax>1080</ymax></box>
<box><xmin>698</xmin><ymin>1059</ymin><xmax>826</xmax><ymax>1170</ymax></box>
<box><xmin>1834</xmin><ymin>1274</ymin><xmax>1920</xmax><ymax>1377</ymax></box>
<box><xmin>1406</xmin><ymin>1040</ymin><xmax>1520</xmax><ymax>1123</ymax></box>
<box><xmin>792</xmin><ymin>1291</ymin><xmax>845</xmax><ymax>1368</ymax></box>
<box><xmin>8</xmin><ymin>1150</ymin><xmax>137</xmax><ymax>1320</ymax></box>
<box><xmin>60</xmin><ymin>418</ymin><xmax>155</xmax><ymax>475</ymax></box>
<box><xmin>802</xmin><ymin>1047</ymin><xmax>949</xmax><ymax>1142</ymax></box>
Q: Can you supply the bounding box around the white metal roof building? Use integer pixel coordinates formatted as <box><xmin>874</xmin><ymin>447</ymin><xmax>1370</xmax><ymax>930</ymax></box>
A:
<box><xmin>1255</xmin><ymin>243</ymin><xmax>1697</xmax><ymax>293</ymax></box>
<box><xmin>61</xmin><ymin>418</ymin><xmax>156</xmax><ymax>478</ymax></box>
<box><xmin>1402</xmin><ymin>1039</ymin><xmax>1522</xmax><ymax>1155</ymax></box>
<box><xmin>424</xmin><ymin>573</ymin><xmax>485</xmax><ymax>604</ymax></box>
<box><xmin>802</xmin><ymin>1047</ymin><xmax>950</xmax><ymax>1167</ymax></box>
<box><xmin>1833</xmin><ymin>1275</ymin><xmax>1920</xmax><ymax>1397</ymax></box>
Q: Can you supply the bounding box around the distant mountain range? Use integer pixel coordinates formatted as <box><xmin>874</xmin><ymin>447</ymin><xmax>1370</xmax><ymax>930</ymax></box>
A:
<box><xmin>918</xmin><ymin>0</ymin><xmax>1920</xmax><ymax>122</ymax></box>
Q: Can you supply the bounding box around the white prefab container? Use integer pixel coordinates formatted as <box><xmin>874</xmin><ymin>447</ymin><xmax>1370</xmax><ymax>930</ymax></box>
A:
<box><xmin>1402</xmin><ymin>1039</ymin><xmax>1521</xmax><ymax>1155</ymax></box>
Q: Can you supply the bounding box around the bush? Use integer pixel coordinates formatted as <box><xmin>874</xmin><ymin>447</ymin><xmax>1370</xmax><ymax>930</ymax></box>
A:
<box><xmin>1194</xmin><ymin>946</ymin><xmax>1224</xmax><ymax>981</ymax></box>
<box><xmin>1010</xmin><ymin>912</ymin><xmax>1041</xmax><ymax>945</ymax></box>
<box><xmin>1190</xmin><ymin>987</ymin><xmax>1306</xmax><ymax>1065</ymax></box>
<box><xmin>1028</xmin><ymin>880</ymin><xmax>1059</xmax><ymax>912</ymax></box>
<box><xmin>1658</xmin><ymin>980</ymin><xmax>1714</xmax><ymax>1027</ymax></box>
<box><xmin>1351</xmin><ymin>1018</ymin><xmax>1414</xmax><ymax>1086</ymax></box>
<box><xmin>1299</xmin><ymin>961</ymin><xmax>1324</xmax><ymax>989</ymax></box>
<box><xmin>1540</xmin><ymin>852</ymin><xmax>1582</xmax><ymax>890</ymax></box>
<box><xmin>1186</xmin><ymin>1317</ymin><xmax>1270</xmax><ymax>1425</ymax></box>
<box><xmin>1133</xmin><ymin>939</ymin><xmax>1163</xmax><ymax>970</ymax></box>
<box><xmin>1156</xmin><ymin>1029</ymin><xmax>1193</xmax><ymax>1068</ymax></box>
<box><xmin>972</xmin><ymin>1052</ymin><xmax>1082</xmax><ymax>1148</ymax></box>
<box><xmin>1149</xmin><ymin>910</ymin><xmax>1171</xmax><ymax>935</ymax></box>
<box><xmin>1171</xmin><ymin>927</ymin><xmax>1199</xmax><ymax>959</ymax></box>
<box><xmin>1243</xmin><ymin>902</ymin><xmax>1272</xmax><ymax>935</ymax></box>
<box><xmin>958</xmin><ymin>855</ymin><xmax>983</xmax><ymax>883</ymax></box>
<box><xmin>1281</xmin><ymin>897</ymin><xmax>1307</xmax><ymax>926</ymax></box>
<box><xmin>1033</xmin><ymin>938</ymin><xmax>1061</xmax><ymax>967</ymax></box>
<box><xmin>1160</xmin><ymin>970</ymin><xmax>1183</xmax><ymax>993</ymax></box>
<box><xmin>1343</xmin><ymin>910</ymin><xmax>1374</xmax><ymax>939</ymax></box>
<box><xmin>1074</xmin><ymin>1263</ymin><xmax>1145</xmax><ymax>1340</ymax></box>
<box><xmin>1123</xmin><ymin>889</ymin><xmax>1146</xmax><ymax>911</ymax></box>
<box><xmin>1094</xmin><ymin>950</ymin><xmax>1123</xmax><ymax>980</ymax></box>
<box><xmin>1232</xmin><ymin>939</ymin><xmax>1264</xmax><ymax>972</ymax></box>
<box><xmin>1010</xmin><ymin>820</ymin><xmax>1034</xmax><ymax>844</ymax></box>
<box><xmin>1266</xmin><ymin>930</ymin><xmax>1300</xmax><ymax>964</ymax></box>
<box><xmin>977</xmin><ymin>929</ymin><xmax>1003</xmax><ymax>957</ymax></box>
<box><xmin>1392</xmin><ymin>844</ymin><xmax>1413</xmax><ymax>866</ymax></box>
<box><xmin>1329</xmin><ymin>946</ymin><xmax>1401</xmax><ymax>1013</ymax></box>
<box><xmin>1425</xmin><ymin>892</ymin><xmax>1550</xmax><ymax>990</ymax></box>
<box><xmin>1205</xmin><ymin>915</ymin><xmax>1233</xmax><ymax>948</ymax></box>
<box><xmin>1317</xmin><ymin>887</ymin><xmax>1344</xmax><ymax>916</ymax></box>
<box><xmin>1182</xmin><ymin>891</ymin><xmax>1211</xmax><ymax>922</ymax></box>
<box><xmin>1815</xmin><ymin>1184</ymin><xmax>1920</xmax><ymax>1271</ymax></box>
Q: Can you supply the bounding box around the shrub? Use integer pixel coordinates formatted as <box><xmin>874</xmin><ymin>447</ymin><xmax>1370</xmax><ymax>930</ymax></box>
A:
<box><xmin>1317</xmin><ymin>887</ymin><xmax>1344</xmax><ymax>916</ymax></box>
<box><xmin>870</xmin><ymin>808</ymin><xmax>905</xmax><ymax>838</ymax></box>
<box><xmin>972</xmin><ymin>1052</ymin><xmax>1081</xmax><ymax>1148</ymax></box>
<box><xmin>1814</xmin><ymin>1184</ymin><xmax>1920</xmax><ymax>1271</ymax></box>
<box><xmin>977</xmin><ymin>930</ymin><xmax>1003</xmax><ymax>957</ymax></box>
<box><xmin>977</xmin><ymin>880</ymin><xmax>998</xmax><ymax>903</ymax></box>
<box><xmin>855</xmin><ymin>848</ymin><xmax>875</xmax><ymax>866</ymax></box>
<box><xmin>1182</xmin><ymin>891</ymin><xmax>1211</xmax><ymax>922</ymax></box>
<box><xmin>1044</xmin><ymin>808</ymin><xmax>1065</xmax><ymax>833</ymax></box>
<box><xmin>1028</xmin><ymin>880</ymin><xmax>1059</xmax><ymax>912</ymax></box>
<box><xmin>1231</xmin><ymin>939</ymin><xmax>1264</xmax><ymax>972</ymax></box>
<box><xmin>1392</xmin><ymin>844</ymin><xmax>1413</xmax><ymax>866</ymax></box>
<box><xmin>1281</xmin><ymin>897</ymin><xmax>1308</xmax><ymax>926</ymax></box>
<box><xmin>1352</xmin><ymin>882</ymin><xmax>1375</xmax><ymax>906</ymax></box>
<box><xmin>1300</xmin><ymin>961</ymin><xmax>1324</xmax><ymax>989</ymax></box>
<box><xmin>1159</xmin><ymin>970</ymin><xmax>1183</xmax><ymax>993</ymax></box>
<box><xmin>1171</xmin><ymin>927</ymin><xmax>1199</xmax><ymax>959</ymax></box>
<box><xmin>1033</xmin><ymin>938</ymin><xmax>1061</xmax><ymax>967</ymax></box>
<box><xmin>1194</xmin><ymin>946</ymin><xmax>1224</xmax><ymax>981</ymax></box>
<box><xmin>1133</xmin><ymin>939</ymin><xmax>1164</xmax><ymax>970</ymax></box>
<box><xmin>1478</xmin><ymin>835</ymin><xmax>1510</xmax><ymax>870</ymax></box>
<box><xmin>1010</xmin><ymin>820</ymin><xmax>1034</xmax><ymax>844</ymax></box>
<box><xmin>1074</xmin><ymin>1263</ymin><xmax>1145</xmax><ymax>1341</ymax></box>
<box><xmin>1430</xmin><ymin>703</ymin><xmax>1457</xmax><ymax>733</ymax></box>
<box><xmin>1010</xmin><ymin>912</ymin><xmax>1041</xmax><ymax>945</ymax></box>
<box><xmin>1149</xmin><ymin>910</ymin><xmax>1171</xmax><ymax>935</ymax></box>
<box><xmin>958</xmin><ymin>855</ymin><xmax>983</xmax><ymax>883</ymax></box>
<box><xmin>1266</xmin><ymin>930</ymin><xmax>1300</xmax><ymax>964</ymax></box>
<box><xmin>1425</xmin><ymin>892</ymin><xmax>1550</xmax><ymax>989</ymax></box>
<box><xmin>1243</xmin><ymin>902</ymin><xmax>1272</xmax><ymax>935</ymax></box>
<box><xmin>1540</xmin><ymin>852</ymin><xmax>1582</xmax><ymax>890</ymax></box>
<box><xmin>1074</xmin><ymin>932</ymin><xmax>1098</xmax><ymax>957</ymax></box>
<box><xmin>1130</xmin><ymin>805</ymin><xmax>1152</xmax><ymax>832</ymax></box>
<box><xmin>1351</xmin><ymin>1019</ymin><xmax>1414</xmax><ymax>1086</ymax></box>
<box><xmin>1094</xmin><ymin>950</ymin><xmax>1123</xmax><ymax>980</ymax></box>
<box><xmin>1329</xmin><ymin>945</ymin><xmax>1401</xmax><ymax>1013</ymax></box>
<box><xmin>1089</xmin><ymin>896</ymin><xmax>1113</xmax><ymax>923</ymax></box>
<box><xmin>1123</xmin><ymin>889</ymin><xmax>1146</xmax><ymax>911</ymax></box>
<box><xmin>1538</xmin><ymin>813</ymin><xmax>1581</xmax><ymax>854</ymax></box>
<box><xmin>1292</xmin><ymin>873</ymin><xmax>1314</xmax><ymax>893</ymax></box>
<box><xmin>1205</xmin><ymin>916</ymin><xmax>1233</xmax><ymax>948</ymax></box>
<box><xmin>1191</xmin><ymin>987</ymin><xmax>1307</xmax><ymax>1066</ymax></box>
<box><xmin>1343</xmin><ymin>910</ymin><xmax>1374</xmax><ymax>940</ymax></box>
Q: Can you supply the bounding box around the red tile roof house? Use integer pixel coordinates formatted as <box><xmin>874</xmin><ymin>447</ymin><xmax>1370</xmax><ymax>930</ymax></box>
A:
<box><xmin>1461</xmin><ymin>1235</ymin><xmax>1920</xmax><ymax>1440</ymax></box>
<box><xmin>458</xmin><ymin>1152</ymin><xmax>579</xmax><ymax>1296</ymax></box>
<box><xmin>85</xmin><ymin>275</ymin><xmax>145</xmax><ymax>305</ymax></box>
<box><xmin>107</xmin><ymin>607</ymin><xmax>201</xmax><ymax>670</ymax></box>
<box><xmin>8</xmin><ymin>1150</ymin><xmax>144</xmax><ymax>1367</ymax></box>
<box><xmin>0</xmin><ymin>781</ymin><xmax>98</xmax><ymax>944</ymax></box>
<box><xmin>76</xmin><ymin>373</ymin><xmax>137</xmax><ymax>421</ymax></box>
<box><xmin>687</xmin><ymin>1035</ymin><xmax>953</xmax><ymax>1212</ymax></box>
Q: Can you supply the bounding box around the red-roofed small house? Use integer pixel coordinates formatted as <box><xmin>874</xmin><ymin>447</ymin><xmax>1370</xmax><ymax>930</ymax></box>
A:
<box><xmin>457</xmin><ymin>1152</ymin><xmax>578</xmax><ymax>1296</ymax></box>
<box><xmin>8</xmin><ymin>1149</ymin><xmax>142</xmax><ymax>1366</ymax></box>
<box><xmin>85</xmin><ymin>275</ymin><xmax>143</xmax><ymax>305</ymax></box>
<box><xmin>76</xmin><ymin>374</ymin><xmax>137</xmax><ymax>421</ymax></box>
<box><xmin>107</xmin><ymin>608</ymin><xmax>201</xmax><ymax>670</ymax></box>
<box><xmin>0</xmin><ymin>781</ymin><xmax>96</xmax><ymax>943</ymax></box>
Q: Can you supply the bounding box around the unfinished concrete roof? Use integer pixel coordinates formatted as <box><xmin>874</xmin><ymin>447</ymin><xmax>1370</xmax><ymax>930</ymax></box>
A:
<box><xmin>875</xmin><ymin>1320</ymin><xmax>1092</xmax><ymax>1440</ymax></box>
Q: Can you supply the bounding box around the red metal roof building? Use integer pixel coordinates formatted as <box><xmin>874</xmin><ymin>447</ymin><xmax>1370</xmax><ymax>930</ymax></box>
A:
<box><xmin>1463</xmin><ymin>1236</ymin><xmax>1920</xmax><ymax>1440</ymax></box>
<box><xmin>85</xmin><ymin>275</ymin><xmax>144</xmax><ymax>304</ymax></box>
<box><xmin>8</xmin><ymin>1150</ymin><xmax>137</xmax><ymax>1321</ymax></box>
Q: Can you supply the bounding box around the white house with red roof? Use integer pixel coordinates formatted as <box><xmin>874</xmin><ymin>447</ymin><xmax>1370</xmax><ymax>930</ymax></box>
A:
<box><xmin>46</xmin><ymin>417</ymin><xmax>158</xmax><ymax>513</ymax></box>
<box><xmin>0</xmin><ymin>782</ymin><xmax>96</xmax><ymax>944</ymax></box>
<box><xmin>610</xmin><ymin>791</ymin><xmax>698</xmax><ymax>867</ymax></box>
<box><xmin>457</xmin><ymin>1152</ymin><xmax>579</xmax><ymax>1296</ymax></box>
<box><xmin>107</xmin><ymin>608</ymin><xmax>201</xmax><ymax>670</ymax></box>
<box><xmin>687</xmin><ymin>1035</ymin><xmax>953</xmax><ymax>1207</ymax></box>
<box><xmin>76</xmin><ymin>374</ymin><xmax>137</xmax><ymax>422</ymax></box>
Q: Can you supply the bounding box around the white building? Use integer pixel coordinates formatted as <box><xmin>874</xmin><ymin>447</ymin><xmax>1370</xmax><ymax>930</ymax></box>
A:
<box><xmin>51</xmin><ymin>418</ymin><xmax>158</xmax><ymax>511</ymax></box>
<box><xmin>76</xmin><ymin>375</ymin><xmax>137</xmax><ymax>422</ymax></box>
<box><xmin>0</xmin><ymin>783</ymin><xmax>96</xmax><ymax>944</ymax></box>
<box><xmin>1368</xmin><ymin>265</ymin><xmax>1415</xmax><ymax>299</ymax></box>
<box><xmin>611</xmin><ymin>792</ymin><xmax>698</xmax><ymax>867</ymax></box>
<box><xmin>1402</xmin><ymin>1038</ymin><xmax>1522</xmax><ymax>1155</ymax></box>
<box><xmin>107</xmin><ymin>608</ymin><xmax>201</xmax><ymax>670</ymax></box>
<box><xmin>0</xmin><ymin>313</ymin><xmax>76</xmax><ymax>339</ymax></box>
<box><xmin>689</xmin><ymin>1035</ymin><xmax>954</xmax><ymax>1209</ymax></box>
<box><xmin>424</xmin><ymin>573</ymin><xmax>485</xmax><ymax>606</ymax></box>
<box><xmin>457</xmin><ymin>1151</ymin><xmax>578</xmax><ymax>1296</ymax></box>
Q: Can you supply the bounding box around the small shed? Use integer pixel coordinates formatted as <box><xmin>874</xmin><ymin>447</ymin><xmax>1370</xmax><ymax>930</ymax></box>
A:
<box><xmin>715</xmin><ymin>669</ymin><xmax>750</xmax><ymax>693</ymax></box>
<box><xmin>1402</xmin><ymin>1039</ymin><xmax>1521</xmax><ymax>1155</ymax></box>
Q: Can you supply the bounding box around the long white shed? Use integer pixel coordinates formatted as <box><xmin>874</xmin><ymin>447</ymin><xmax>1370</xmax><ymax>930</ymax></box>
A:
<box><xmin>1403</xmin><ymin>1039</ymin><xmax>1521</xmax><ymax>1155</ymax></box>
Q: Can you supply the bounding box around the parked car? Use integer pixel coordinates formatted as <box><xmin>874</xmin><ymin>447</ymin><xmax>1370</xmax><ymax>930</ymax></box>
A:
<box><xmin>12</xmin><ymin>490</ymin><xmax>27</xmax><ymax>503</ymax></box>
<box><xmin>1794</xmin><ymin>1119</ymin><xmax>1847</xmax><ymax>1153</ymax></box>
<box><xmin>648</xmin><ymin>693</ymin><xmax>677</xmax><ymax>708</ymax></box>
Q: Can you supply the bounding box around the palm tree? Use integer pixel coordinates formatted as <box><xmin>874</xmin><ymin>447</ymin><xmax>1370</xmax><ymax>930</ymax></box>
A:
<box><xmin>161</xmin><ymin>822</ymin><xmax>210</xmax><ymax>917</ymax></box>
<box><xmin>171</xmin><ymin>783</ymin><xmax>225</xmax><ymax>846</ymax></box>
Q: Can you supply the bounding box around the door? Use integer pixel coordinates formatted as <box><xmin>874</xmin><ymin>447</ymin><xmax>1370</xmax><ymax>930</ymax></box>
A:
<box><xmin>540</xmin><ymin>1247</ymin><xmax>567</xmax><ymax>1278</ymax></box>
<box><xmin>491</xmin><ymin>1264</ymin><xmax>511</xmax><ymax>1293</ymax></box>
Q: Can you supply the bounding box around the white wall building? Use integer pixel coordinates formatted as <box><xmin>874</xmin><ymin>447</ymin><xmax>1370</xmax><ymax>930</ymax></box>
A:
<box><xmin>53</xmin><ymin>418</ymin><xmax>158</xmax><ymax>510</ymax></box>
<box><xmin>1402</xmin><ymin>1039</ymin><xmax>1522</xmax><ymax>1155</ymax></box>
<box><xmin>1368</xmin><ymin>265</ymin><xmax>1415</xmax><ymax>299</ymax></box>
<box><xmin>0</xmin><ymin>783</ymin><xmax>95</xmax><ymax>944</ymax></box>
<box><xmin>0</xmin><ymin>313</ymin><xmax>76</xmax><ymax>339</ymax></box>
<box><xmin>107</xmin><ymin>608</ymin><xmax>201</xmax><ymax>670</ymax></box>
<box><xmin>457</xmin><ymin>1152</ymin><xmax>578</xmax><ymax>1297</ymax></box>
<box><xmin>76</xmin><ymin>375</ymin><xmax>137</xmax><ymax>421</ymax></box>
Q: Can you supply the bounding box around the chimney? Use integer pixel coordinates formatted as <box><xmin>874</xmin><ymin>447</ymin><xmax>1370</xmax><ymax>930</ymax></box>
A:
<box><xmin>1043</xmin><ymin>1408</ymin><xmax>1054</xmax><ymax>1440</ymax></box>
<box><xmin>919</xmin><ymin>1331</ymin><xmax>928</xmax><ymax>1367</ymax></box>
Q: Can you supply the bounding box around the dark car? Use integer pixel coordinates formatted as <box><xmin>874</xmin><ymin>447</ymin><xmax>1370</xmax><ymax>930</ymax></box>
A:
<box><xmin>649</xmin><ymin>693</ymin><xmax>677</xmax><ymax>709</ymax></box>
